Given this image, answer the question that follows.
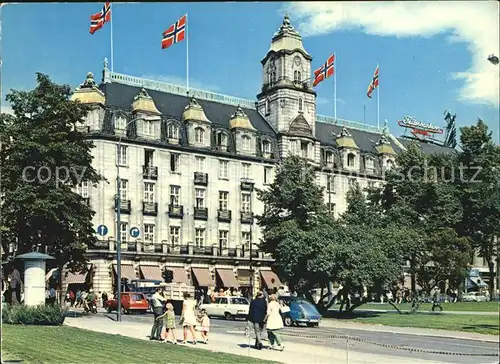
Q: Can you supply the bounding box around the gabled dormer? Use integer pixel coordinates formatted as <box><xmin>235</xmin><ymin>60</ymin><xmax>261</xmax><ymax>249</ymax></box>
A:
<box><xmin>131</xmin><ymin>88</ymin><xmax>162</xmax><ymax>140</ymax></box>
<box><xmin>229</xmin><ymin>106</ymin><xmax>256</xmax><ymax>156</ymax></box>
<box><xmin>375</xmin><ymin>133</ymin><xmax>396</xmax><ymax>170</ymax></box>
<box><xmin>165</xmin><ymin>119</ymin><xmax>181</xmax><ymax>145</ymax></box>
<box><xmin>182</xmin><ymin>96</ymin><xmax>211</xmax><ymax>148</ymax></box>
<box><xmin>71</xmin><ymin>72</ymin><xmax>106</xmax><ymax>132</ymax></box>
<box><xmin>335</xmin><ymin>127</ymin><xmax>359</xmax><ymax>170</ymax></box>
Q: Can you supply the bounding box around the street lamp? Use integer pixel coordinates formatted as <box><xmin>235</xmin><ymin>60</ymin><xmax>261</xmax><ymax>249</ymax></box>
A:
<box><xmin>115</xmin><ymin>118</ymin><xmax>136</xmax><ymax>322</ymax></box>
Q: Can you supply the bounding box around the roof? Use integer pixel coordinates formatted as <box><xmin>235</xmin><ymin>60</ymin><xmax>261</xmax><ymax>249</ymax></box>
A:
<box><xmin>100</xmin><ymin>82</ymin><xmax>275</xmax><ymax>135</ymax></box>
<box><xmin>397</xmin><ymin>137</ymin><xmax>455</xmax><ymax>155</ymax></box>
<box><xmin>15</xmin><ymin>252</ymin><xmax>55</xmax><ymax>261</ymax></box>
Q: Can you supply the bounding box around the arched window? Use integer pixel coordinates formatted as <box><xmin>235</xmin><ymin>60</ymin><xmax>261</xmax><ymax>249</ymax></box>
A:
<box><xmin>325</xmin><ymin>151</ymin><xmax>334</xmax><ymax>165</ymax></box>
<box><xmin>347</xmin><ymin>153</ymin><xmax>356</xmax><ymax>167</ymax></box>
<box><xmin>298</xmin><ymin>97</ymin><xmax>303</xmax><ymax>112</ymax></box>
<box><xmin>265</xmin><ymin>98</ymin><xmax>270</xmax><ymax>115</ymax></box>
<box><xmin>167</xmin><ymin>123</ymin><xmax>179</xmax><ymax>139</ymax></box>
<box><xmin>366</xmin><ymin>158</ymin><xmax>374</xmax><ymax>170</ymax></box>
<box><xmin>194</xmin><ymin>127</ymin><xmax>204</xmax><ymax>143</ymax></box>
<box><xmin>294</xmin><ymin>70</ymin><xmax>302</xmax><ymax>83</ymax></box>
<box><xmin>262</xmin><ymin>140</ymin><xmax>271</xmax><ymax>154</ymax></box>
<box><xmin>114</xmin><ymin>115</ymin><xmax>126</xmax><ymax>130</ymax></box>
<box><xmin>242</xmin><ymin>135</ymin><xmax>251</xmax><ymax>150</ymax></box>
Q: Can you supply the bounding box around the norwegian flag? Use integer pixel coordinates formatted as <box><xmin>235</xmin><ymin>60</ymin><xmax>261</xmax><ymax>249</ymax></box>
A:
<box><xmin>162</xmin><ymin>14</ymin><xmax>186</xmax><ymax>50</ymax></box>
<box><xmin>313</xmin><ymin>54</ymin><xmax>335</xmax><ymax>87</ymax></box>
<box><xmin>367</xmin><ymin>65</ymin><xmax>379</xmax><ymax>98</ymax></box>
<box><xmin>90</xmin><ymin>2</ymin><xmax>111</xmax><ymax>35</ymax></box>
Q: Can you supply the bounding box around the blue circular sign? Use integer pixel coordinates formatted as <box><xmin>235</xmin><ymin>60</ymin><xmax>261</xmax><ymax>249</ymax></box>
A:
<box><xmin>97</xmin><ymin>225</ymin><xmax>108</xmax><ymax>236</ymax></box>
<box><xmin>129</xmin><ymin>227</ymin><xmax>140</xmax><ymax>238</ymax></box>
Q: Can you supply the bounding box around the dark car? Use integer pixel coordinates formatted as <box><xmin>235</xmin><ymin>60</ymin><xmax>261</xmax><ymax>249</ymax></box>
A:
<box><xmin>278</xmin><ymin>296</ymin><xmax>322</xmax><ymax>327</ymax></box>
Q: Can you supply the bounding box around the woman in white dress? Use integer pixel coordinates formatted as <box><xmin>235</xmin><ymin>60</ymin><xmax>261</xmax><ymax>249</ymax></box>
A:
<box><xmin>265</xmin><ymin>294</ymin><xmax>284</xmax><ymax>350</ymax></box>
<box><xmin>181</xmin><ymin>292</ymin><xmax>197</xmax><ymax>344</ymax></box>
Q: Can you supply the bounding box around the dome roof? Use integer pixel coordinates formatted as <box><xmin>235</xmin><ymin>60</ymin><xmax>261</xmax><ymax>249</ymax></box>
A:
<box><xmin>269</xmin><ymin>14</ymin><xmax>308</xmax><ymax>55</ymax></box>
<box><xmin>182</xmin><ymin>96</ymin><xmax>210</xmax><ymax>123</ymax></box>
<box><xmin>131</xmin><ymin>88</ymin><xmax>161</xmax><ymax>115</ymax></box>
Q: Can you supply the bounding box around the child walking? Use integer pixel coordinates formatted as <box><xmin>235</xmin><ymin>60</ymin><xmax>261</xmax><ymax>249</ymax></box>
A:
<box><xmin>196</xmin><ymin>309</ymin><xmax>210</xmax><ymax>344</ymax></box>
<box><xmin>163</xmin><ymin>303</ymin><xmax>178</xmax><ymax>344</ymax></box>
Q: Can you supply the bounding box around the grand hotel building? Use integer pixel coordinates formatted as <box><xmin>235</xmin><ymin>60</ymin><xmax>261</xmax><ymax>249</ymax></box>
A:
<box><xmin>64</xmin><ymin>15</ymin><xmax>452</xmax><ymax>295</ymax></box>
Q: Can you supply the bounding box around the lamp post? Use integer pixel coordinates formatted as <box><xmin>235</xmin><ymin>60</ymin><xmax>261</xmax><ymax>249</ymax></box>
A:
<box><xmin>249</xmin><ymin>223</ymin><xmax>254</xmax><ymax>299</ymax></box>
<box><xmin>115</xmin><ymin>119</ymin><xmax>136</xmax><ymax>322</ymax></box>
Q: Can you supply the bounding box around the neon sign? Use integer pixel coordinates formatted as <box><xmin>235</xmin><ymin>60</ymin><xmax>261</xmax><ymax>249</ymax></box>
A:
<box><xmin>398</xmin><ymin>116</ymin><xmax>443</xmax><ymax>139</ymax></box>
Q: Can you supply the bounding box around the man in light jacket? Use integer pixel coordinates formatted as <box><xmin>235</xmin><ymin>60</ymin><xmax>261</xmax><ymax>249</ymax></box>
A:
<box><xmin>150</xmin><ymin>288</ymin><xmax>166</xmax><ymax>341</ymax></box>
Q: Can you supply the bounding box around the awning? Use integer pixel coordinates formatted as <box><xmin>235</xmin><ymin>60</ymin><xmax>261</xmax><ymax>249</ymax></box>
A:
<box><xmin>237</xmin><ymin>269</ymin><xmax>252</xmax><ymax>287</ymax></box>
<box><xmin>113</xmin><ymin>264</ymin><xmax>137</xmax><ymax>281</ymax></box>
<box><xmin>468</xmin><ymin>276</ymin><xmax>487</xmax><ymax>289</ymax></box>
<box><xmin>192</xmin><ymin>268</ymin><xmax>214</xmax><ymax>287</ymax></box>
<box><xmin>260</xmin><ymin>270</ymin><xmax>282</xmax><ymax>289</ymax></box>
<box><xmin>64</xmin><ymin>265</ymin><xmax>92</xmax><ymax>284</ymax></box>
<box><xmin>168</xmin><ymin>267</ymin><xmax>190</xmax><ymax>285</ymax></box>
<box><xmin>45</xmin><ymin>268</ymin><xmax>58</xmax><ymax>282</ymax></box>
<box><xmin>216</xmin><ymin>268</ymin><xmax>239</xmax><ymax>288</ymax></box>
<box><xmin>140</xmin><ymin>265</ymin><xmax>163</xmax><ymax>281</ymax></box>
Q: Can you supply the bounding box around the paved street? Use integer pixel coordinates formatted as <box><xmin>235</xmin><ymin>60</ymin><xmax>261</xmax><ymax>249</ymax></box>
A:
<box><xmin>78</xmin><ymin>310</ymin><xmax>499</xmax><ymax>364</ymax></box>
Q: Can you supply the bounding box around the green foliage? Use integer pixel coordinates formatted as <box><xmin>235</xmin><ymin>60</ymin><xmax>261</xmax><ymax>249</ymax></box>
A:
<box><xmin>0</xmin><ymin>73</ymin><xmax>105</xmax><ymax>273</ymax></box>
<box><xmin>2</xmin><ymin>304</ymin><xmax>68</xmax><ymax>325</ymax></box>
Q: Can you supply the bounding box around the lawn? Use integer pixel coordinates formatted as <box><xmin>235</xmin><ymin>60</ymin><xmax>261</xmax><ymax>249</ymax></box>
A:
<box><xmin>342</xmin><ymin>312</ymin><xmax>500</xmax><ymax>336</ymax></box>
<box><xmin>2</xmin><ymin>325</ymin><xmax>276</xmax><ymax>364</ymax></box>
<box><xmin>329</xmin><ymin>301</ymin><xmax>499</xmax><ymax>313</ymax></box>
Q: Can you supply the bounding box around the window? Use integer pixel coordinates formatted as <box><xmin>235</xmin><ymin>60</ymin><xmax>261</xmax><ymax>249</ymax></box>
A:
<box><xmin>242</xmin><ymin>231</ymin><xmax>251</xmax><ymax>250</ymax></box>
<box><xmin>88</xmin><ymin>109</ymin><xmax>100</xmax><ymax>129</ymax></box>
<box><xmin>326</xmin><ymin>175</ymin><xmax>335</xmax><ymax>193</ymax></box>
<box><xmin>347</xmin><ymin>153</ymin><xmax>356</xmax><ymax>167</ymax></box>
<box><xmin>144</xmin><ymin>183</ymin><xmax>155</xmax><ymax>203</ymax></box>
<box><xmin>298</xmin><ymin>97</ymin><xmax>303</xmax><ymax>112</ymax></box>
<box><xmin>241</xmin><ymin>135</ymin><xmax>251</xmax><ymax>150</ymax></box>
<box><xmin>195</xmin><ymin>188</ymin><xmax>205</xmax><ymax>209</ymax></box>
<box><xmin>144</xmin><ymin>224</ymin><xmax>155</xmax><ymax>243</ymax></box>
<box><xmin>170</xmin><ymin>226</ymin><xmax>180</xmax><ymax>246</ymax></box>
<box><xmin>348</xmin><ymin>178</ymin><xmax>357</xmax><ymax>187</ymax></box>
<box><xmin>76</xmin><ymin>181</ymin><xmax>89</xmax><ymax>198</ymax></box>
<box><xmin>117</xmin><ymin>145</ymin><xmax>127</xmax><ymax>166</ymax></box>
<box><xmin>219</xmin><ymin>160</ymin><xmax>228</xmax><ymax>179</ymax></box>
<box><xmin>386</xmin><ymin>160</ymin><xmax>395</xmax><ymax>169</ymax></box>
<box><xmin>120</xmin><ymin>222</ymin><xmax>128</xmax><ymax>243</ymax></box>
<box><xmin>366</xmin><ymin>158</ymin><xmax>374</xmax><ymax>170</ymax></box>
<box><xmin>194</xmin><ymin>127</ymin><xmax>204</xmax><ymax>143</ymax></box>
<box><xmin>195</xmin><ymin>156</ymin><xmax>205</xmax><ymax>172</ymax></box>
<box><xmin>325</xmin><ymin>151</ymin><xmax>334</xmax><ymax>165</ymax></box>
<box><xmin>216</xmin><ymin>132</ymin><xmax>227</xmax><ymax>148</ymax></box>
<box><xmin>219</xmin><ymin>230</ymin><xmax>228</xmax><ymax>250</ymax></box>
<box><xmin>144</xmin><ymin>149</ymin><xmax>154</xmax><ymax>167</ymax></box>
<box><xmin>219</xmin><ymin>191</ymin><xmax>228</xmax><ymax>211</ymax></box>
<box><xmin>119</xmin><ymin>179</ymin><xmax>128</xmax><ymax>200</ymax></box>
<box><xmin>170</xmin><ymin>153</ymin><xmax>180</xmax><ymax>172</ymax></box>
<box><xmin>367</xmin><ymin>181</ymin><xmax>376</xmax><ymax>189</ymax></box>
<box><xmin>167</xmin><ymin>123</ymin><xmax>179</xmax><ymax>139</ymax></box>
<box><xmin>265</xmin><ymin>98</ymin><xmax>270</xmax><ymax>115</ymax></box>
<box><xmin>242</xmin><ymin>163</ymin><xmax>251</xmax><ymax>179</ymax></box>
<box><xmin>301</xmin><ymin>141</ymin><xmax>309</xmax><ymax>158</ymax></box>
<box><xmin>294</xmin><ymin>70</ymin><xmax>302</xmax><ymax>82</ymax></box>
<box><xmin>241</xmin><ymin>193</ymin><xmax>251</xmax><ymax>213</ymax></box>
<box><xmin>170</xmin><ymin>185</ymin><xmax>180</xmax><ymax>205</ymax></box>
<box><xmin>264</xmin><ymin>167</ymin><xmax>272</xmax><ymax>185</ymax></box>
<box><xmin>143</xmin><ymin>120</ymin><xmax>155</xmax><ymax>135</ymax></box>
<box><xmin>270</xmin><ymin>71</ymin><xmax>276</xmax><ymax>84</ymax></box>
<box><xmin>262</xmin><ymin>140</ymin><xmax>271</xmax><ymax>154</ymax></box>
<box><xmin>115</xmin><ymin>115</ymin><xmax>126</xmax><ymax>130</ymax></box>
<box><xmin>195</xmin><ymin>228</ymin><xmax>205</xmax><ymax>248</ymax></box>
<box><xmin>327</xmin><ymin>203</ymin><xmax>336</xmax><ymax>215</ymax></box>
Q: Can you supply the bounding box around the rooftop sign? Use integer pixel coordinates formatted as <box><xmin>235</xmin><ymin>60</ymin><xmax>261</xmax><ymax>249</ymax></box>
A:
<box><xmin>398</xmin><ymin>116</ymin><xmax>443</xmax><ymax>138</ymax></box>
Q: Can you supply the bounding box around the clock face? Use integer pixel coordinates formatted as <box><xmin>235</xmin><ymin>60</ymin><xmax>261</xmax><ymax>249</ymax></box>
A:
<box><xmin>294</xmin><ymin>57</ymin><xmax>301</xmax><ymax>66</ymax></box>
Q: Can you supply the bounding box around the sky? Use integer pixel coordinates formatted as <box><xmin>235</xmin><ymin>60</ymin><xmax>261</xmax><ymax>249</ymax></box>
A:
<box><xmin>1</xmin><ymin>2</ymin><xmax>499</xmax><ymax>143</ymax></box>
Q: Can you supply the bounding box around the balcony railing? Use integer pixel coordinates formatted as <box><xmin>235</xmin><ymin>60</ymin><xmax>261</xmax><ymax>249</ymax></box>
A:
<box><xmin>142</xmin><ymin>165</ymin><xmax>158</xmax><ymax>180</ymax></box>
<box><xmin>240</xmin><ymin>211</ymin><xmax>253</xmax><ymax>224</ymax></box>
<box><xmin>217</xmin><ymin>209</ymin><xmax>232</xmax><ymax>222</ymax></box>
<box><xmin>262</xmin><ymin>152</ymin><xmax>274</xmax><ymax>159</ymax></box>
<box><xmin>194</xmin><ymin>172</ymin><xmax>208</xmax><ymax>186</ymax></box>
<box><xmin>115</xmin><ymin>200</ymin><xmax>131</xmax><ymax>214</ymax></box>
<box><xmin>168</xmin><ymin>204</ymin><xmax>184</xmax><ymax>218</ymax></box>
<box><xmin>193</xmin><ymin>246</ymin><xmax>216</xmax><ymax>256</ymax></box>
<box><xmin>142</xmin><ymin>201</ymin><xmax>158</xmax><ymax>216</ymax></box>
<box><xmin>240</xmin><ymin>178</ymin><xmax>255</xmax><ymax>191</ymax></box>
<box><xmin>193</xmin><ymin>207</ymin><xmax>208</xmax><ymax>220</ymax></box>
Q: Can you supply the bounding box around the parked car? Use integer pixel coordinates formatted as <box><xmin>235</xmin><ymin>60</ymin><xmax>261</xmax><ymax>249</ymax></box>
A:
<box><xmin>104</xmin><ymin>292</ymin><xmax>149</xmax><ymax>314</ymax></box>
<box><xmin>199</xmin><ymin>296</ymin><xmax>250</xmax><ymax>320</ymax></box>
<box><xmin>279</xmin><ymin>296</ymin><xmax>322</xmax><ymax>327</ymax></box>
<box><xmin>462</xmin><ymin>292</ymin><xmax>488</xmax><ymax>302</ymax></box>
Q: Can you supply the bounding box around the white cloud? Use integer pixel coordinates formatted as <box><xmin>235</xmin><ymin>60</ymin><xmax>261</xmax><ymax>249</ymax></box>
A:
<box><xmin>286</xmin><ymin>2</ymin><xmax>500</xmax><ymax>107</ymax></box>
<box><xmin>0</xmin><ymin>105</ymin><xmax>14</xmax><ymax>115</ymax></box>
<box><xmin>140</xmin><ymin>74</ymin><xmax>221</xmax><ymax>93</ymax></box>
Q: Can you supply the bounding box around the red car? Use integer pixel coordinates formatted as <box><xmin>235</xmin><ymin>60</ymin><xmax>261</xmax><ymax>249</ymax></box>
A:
<box><xmin>105</xmin><ymin>292</ymin><xmax>149</xmax><ymax>314</ymax></box>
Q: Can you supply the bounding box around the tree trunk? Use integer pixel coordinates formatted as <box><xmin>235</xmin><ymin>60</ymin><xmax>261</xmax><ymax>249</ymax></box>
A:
<box><xmin>410</xmin><ymin>256</ymin><xmax>417</xmax><ymax>294</ymax></box>
<box><xmin>488</xmin><ymin>258</ymin><xmax>495</xmax><ymax>300</ymax></box>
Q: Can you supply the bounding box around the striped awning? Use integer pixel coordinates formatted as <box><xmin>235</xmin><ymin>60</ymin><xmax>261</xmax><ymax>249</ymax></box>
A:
<box><xmin>260</xmin><ymin>270</ymin><xmax>282</xmax><ymax>289</ymax></box>
<box><xmin>192</xmin><ymin>268</ymin><xmax>214</xmax><ymax>287</ymax></box>
<box><xmin>113</xmin><ymin>264</ymin><xmax>137</xmax><ymax>281</ymax></box>
<box><xmin>140</xmin><ymin>265</ymin><xmax>163</xmax><ymax>281</ymax></box>
<box><xmin>64</xmin><ymin>265</ymin><xmax>92</xmax><ymax>284</ymax></box>
<box><xmin>217</xmin><ymin>268</ymin><xmax>239</xmax><ymax>288</ymax></box>
<box><xmin>169</xmin><ymin>267</ymin><xmax>190</xmax><ymax>285</ymax></box>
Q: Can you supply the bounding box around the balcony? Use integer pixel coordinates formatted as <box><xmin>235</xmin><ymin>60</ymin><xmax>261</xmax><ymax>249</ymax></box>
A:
<box><xmin>115</xmin><ymin>199</ymin><xmax>131</xmax><ymax>214</ymax></box>
<box><xmin>193</xmin><ymin>246</ymin><xmax>216</xmax><ymax>256</ymax></box>
<box><xmin>193</xmin><ymin>207</ymin><xmax>208</xmax><ymax>220</ymax></box>
<box><xmin>90</xmin><ymin>240</ymin><xmax>109</xmax><ymax>250</ymax></box>
<box><xmin>240</xmin><ymin>211</ymin><xmax>253</xmax><ymax>224</ymax></box>
<box><xmin>142</xmin><ymin>243</ymin><xmax>163</xmax><ymax>253</ymax></box>
<box><xmin>262</xmin><ymin>152</ymin><xmax>274</xmax><ymax>159</ymax></box>
<box><xmin>322</xmin><ymin>161</ymin><xmax>335</xmax><ymax>170</ymax></box>
<box><xmin>217</xmin><ymin>209</ymin><xmax>232</xmax><ymax>222</ymax></box>
<box><xmin>194</xmin><ymin>172</ymin><xmax>208</xmax><ymax>186</ymax></box>
<box><xmin>168</xmin><ymin>204</ymin><xmax>184</xmax><ymax>218</ymax></box>
<box><xmin>142</xmin><ymin>165</ymin><xmax>158</xmax><ymax>180</ymax></box>
<box><xmin>240</xmin><ymin>178</ymin><xmax>255</xmax><ymax>191</ymax></box>
<box><xmin>142</xmin><ymin>201</ymin><xmax>158</xmax><ymax>216</ymax></box>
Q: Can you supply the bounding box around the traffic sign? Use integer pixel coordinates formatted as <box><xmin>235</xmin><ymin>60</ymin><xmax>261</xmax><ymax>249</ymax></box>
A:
<box><xmin>130</xmin><ymin>227</ymin><xmax>140</xmax><ymax>238</ymax></box>
<box><xmin>97</xmin><ymin>225</ymin><xmax>108</xmax><ymax>236</ymax></box>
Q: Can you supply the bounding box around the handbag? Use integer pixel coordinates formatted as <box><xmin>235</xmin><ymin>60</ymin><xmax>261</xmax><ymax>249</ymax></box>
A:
<box><xmin>179</xmin><ymin>316</ymin><xmax>185</xmax><ymax>325</ymax></box>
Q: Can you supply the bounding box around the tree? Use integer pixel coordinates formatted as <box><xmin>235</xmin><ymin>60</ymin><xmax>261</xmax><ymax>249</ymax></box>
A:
<box><xmin>0</xmin><ymin>73</ymin><xmax>104</xmax><ymax>275</ymax></box>
<box><xmin>457</xmin><ymin>119</ymin><xmax>500</xmax><ymax>298</ymax></box>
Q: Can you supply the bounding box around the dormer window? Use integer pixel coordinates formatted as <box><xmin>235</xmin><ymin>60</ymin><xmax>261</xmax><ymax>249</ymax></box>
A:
<box><xmin>143</xmin><ymin>119</ymin><xmax>155</xmax><ymax>136</ymax></box>
<box><xmin>366</xmin><ymin>158</ymin><xmax>374</xmax><ymax>170</ymax></box>
<box><xmin>167</xmin><ymin>123</ymin><xmax>179</xmax><ymax>140</ymax></box>
<box><xmin>347</xmin><ymin>153</ymin><xmax>356</xmax><ymax>167</ymax></box>
<box><xmin>194</xmin><ymin>127</ymin><xmax>204</xmax><ymax>143</ymax></box>
<box><xmin>298</xmin><ymin>97</ymin><xmax>303</xmax><ymax>112</ymax></box>
<box><xmin>242</xmin><ymin>135</ymin><xmax>251</xmax><ymax>150</ymax></box>
<box><xmin>262</xmin><ymin>140</ymin><xmax>272</xmax><ymax>154</ymax></box>
<box><xmin>217</xmin><ymin>131</ymin><xmax>227</xmax><ymax>148</ymax></box>
<box><xmin>294</xmin><ymin>70</ymin><xmax>302</xmax><ymax>83</ymax></box>
<box><xmin>115</xmin><ymin>115</ymin><xmax>126</xmax><ymax>130</ymax></box>
<box><xmin>325</xmin><ymin>151</ymin><xmax>334</xmax><ymax>165</ymax></box>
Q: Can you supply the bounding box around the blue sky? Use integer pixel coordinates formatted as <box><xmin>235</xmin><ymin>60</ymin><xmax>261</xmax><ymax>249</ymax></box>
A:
<box><xmin>1</xmin><ymin>2</ymin><xmax>499</xmax><ymax>143</ymax></box>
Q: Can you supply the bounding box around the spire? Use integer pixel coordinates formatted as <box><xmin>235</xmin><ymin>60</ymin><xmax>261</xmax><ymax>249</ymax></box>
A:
<box><xmin>335</xmin><ymin>127</ymin><xmax>358</xmax><ymax>149</ymax></box>
<box><xmin>375</xmin><ymin>124</ymin><xmax>396</xmax><ymax>155</ymax></box>
<box><xmin>269</xmin><ymin>14</ymin><xmax>308</xmax><ymax>55</ymax></box>
<box><xmin>182</xmin><ymin>96</ymin><xmax>210</xmax><ymax>123</ymax></box>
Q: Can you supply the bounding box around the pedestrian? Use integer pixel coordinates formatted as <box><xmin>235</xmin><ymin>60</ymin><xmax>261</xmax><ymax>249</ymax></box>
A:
<box><xmin>180</xmin><ymin>292</ymin><xmax>197</xmax><ymax>345</ymax></box>
<box><xmin>150</xmin><ymin>288</ymin><xmax>166</xmax><ymax>341</ymax></box>
<box><xmin>163</xmin><ymin>302</ymin><xmax>178</xmax><ymax>344</ymax></box>
<box><xmin>196</xmin><ymin>308</ymin><xmax>210</xmax><ymax>344</ymax></box>
<box><xmin>101</xmin><ymin>291</ymin><xmax>108</xmax><ymax>308</ymax></box>
<box><xmin>75</xmin><ymin>290</ymin><xmax>82</xmax><ymax>307</ymax></box>
<box><xmin>247</xmin><ymin>290</ymin><xmax>268</xmax><ymax>350</ymax></box>
<box><xmin>69</xmin><ymin>290</ymin><xmax>75</xmax><ymax>307</ymax></box>
<box><xmin>266</xmin><ymin>294</ymin><xmax>284</xmax><ymax>351</ymax></box>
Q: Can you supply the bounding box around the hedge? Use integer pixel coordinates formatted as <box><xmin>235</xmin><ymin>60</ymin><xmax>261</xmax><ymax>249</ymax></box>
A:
<box><xmin>2</xmin><ymin>303</ymin><xmax>68</xmax><ymax>325</ymax></box>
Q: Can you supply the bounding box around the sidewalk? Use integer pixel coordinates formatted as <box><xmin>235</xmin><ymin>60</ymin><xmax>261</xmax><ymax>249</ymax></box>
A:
<box><xmin>64</xmin><ymin>315</ymin><xmax>449</xmax><ymax>364</ymax></box>
<box><xmin>320</xmin><ymin>318</ymin><xmax>500</xmax><ymax>343</ymax></box>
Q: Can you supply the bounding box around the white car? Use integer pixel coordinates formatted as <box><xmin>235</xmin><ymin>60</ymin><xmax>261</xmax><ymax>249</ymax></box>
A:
<box><xmin>199</xmin><ymin>296</ymin><xmax>250</xmax><ymax>320</ymax></box>
<box><xmin>462</xmin><ymin>292</ymin><xmax>488</xmax><ymax>302</ymax></box>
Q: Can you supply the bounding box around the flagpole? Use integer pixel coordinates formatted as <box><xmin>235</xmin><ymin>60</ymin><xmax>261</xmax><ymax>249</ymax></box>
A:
<box><xmin>377</xmin><ymin>63</ymin><xmax>380</xmax><ymax>129</ymax></box>
<box><xmin>110</xmin><ymin>3</ymin><xmax>114</xmax><ymax>72</ymax></box>
<box><xmin>186</xmin><ymin>12</ymin><xmax>189</xmax><ymax>94</ymax></box>
<box><xmin>334</xmin><ymin>53</ymin><xmax>337</xmax><ymax>121</ymax></box>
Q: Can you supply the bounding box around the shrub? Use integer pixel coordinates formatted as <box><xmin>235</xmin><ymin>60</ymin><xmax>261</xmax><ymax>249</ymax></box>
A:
<box><xmin>2</xmin><ymin>304</ymin><xmax>68</xmax><ymax>325</ymax></box>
